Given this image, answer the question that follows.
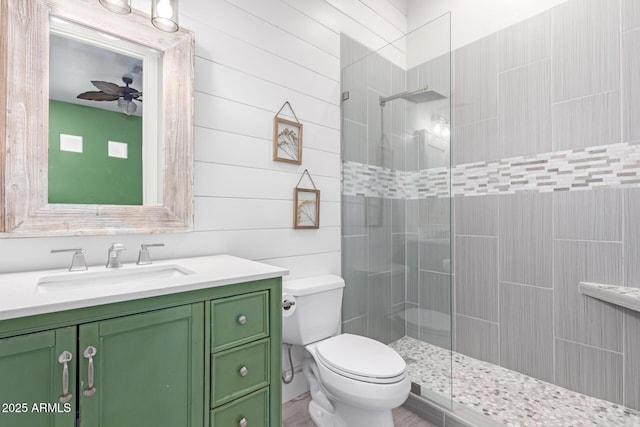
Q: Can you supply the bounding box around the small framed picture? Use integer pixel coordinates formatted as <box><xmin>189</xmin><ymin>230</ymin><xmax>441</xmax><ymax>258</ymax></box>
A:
<box><xmin>294</xmin><ymin>188</ymin><xmax>319</xmax><ymax>229</ymax></box>
<box><xmin>273</xmin><ymin>117</ymin><xmax>303</xmax><ymax>164</ymax></box>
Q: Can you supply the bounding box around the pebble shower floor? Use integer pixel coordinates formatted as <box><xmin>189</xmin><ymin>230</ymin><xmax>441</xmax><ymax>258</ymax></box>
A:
<box><xmin>390</xmin><ymin>337</ymin><xmax>640</xmax><ymax>426</ymax></box>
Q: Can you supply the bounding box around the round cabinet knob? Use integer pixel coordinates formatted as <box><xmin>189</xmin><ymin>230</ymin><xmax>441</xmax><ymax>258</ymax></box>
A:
<box><xmin>237</xmin><ymin>315</ymin><xmax>247</xmax><ymax>325</ymax></box>
<box><xmin>238</xmin><ymin>417</ymin><xmax>248</xmax><ymax>427</ymax></box>
<box><xmin>239</xmin><ymin>366</ymin><xmax>248</xmax><ymax>377</ymax></box>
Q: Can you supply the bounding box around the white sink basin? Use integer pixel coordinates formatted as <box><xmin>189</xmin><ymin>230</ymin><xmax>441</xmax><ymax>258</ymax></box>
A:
<box><xmin>37</xmin><ymin>264</ymin><xmax>194</xmax><ymax>291</ymax></box>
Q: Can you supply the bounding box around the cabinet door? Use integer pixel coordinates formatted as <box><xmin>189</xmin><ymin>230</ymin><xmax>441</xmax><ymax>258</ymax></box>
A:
<box><xmin>0</xmin><ymin>327</ymin><xmax>76</xmax><ymax>427</ymax></box>
<box><xmin>78</xmin><ymin>304</ymin><xmax>204</xmax><ymax>427</ymax></box>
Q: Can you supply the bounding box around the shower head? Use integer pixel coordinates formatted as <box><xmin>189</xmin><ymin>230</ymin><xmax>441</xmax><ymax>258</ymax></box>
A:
<box><xmin>379</xmin><ymin>86</ymin><xmax>446</xmax><ymax>106</ymax></box>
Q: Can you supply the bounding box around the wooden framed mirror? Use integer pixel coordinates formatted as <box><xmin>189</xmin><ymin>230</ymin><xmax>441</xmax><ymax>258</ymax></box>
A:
<box><xmin>0</xmin><ymin>0</ymin><xmax>194</xmax><ymax>236</ymax></box>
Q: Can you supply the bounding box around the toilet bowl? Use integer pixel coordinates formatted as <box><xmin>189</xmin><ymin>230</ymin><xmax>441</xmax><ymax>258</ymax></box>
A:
<box><xmin>282</xmin><ymin>275</ymin><xmax>410</xmax><ymax>427</ymax></box>
<box><xmin>304</xmin><ymin>334</ymin><xmax>410</xmax><ymax>427</ymax></box>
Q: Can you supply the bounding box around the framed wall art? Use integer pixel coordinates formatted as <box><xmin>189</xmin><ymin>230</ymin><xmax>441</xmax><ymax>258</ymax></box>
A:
<box><xmin>294</xmin><ymin>170</ymin><xmax>319</xmax><ymax>229</ymax></box>
<box><xmin>273</xmin><ymin>101</ymin><xmax>303</xmax><ymax>164</ymax></box>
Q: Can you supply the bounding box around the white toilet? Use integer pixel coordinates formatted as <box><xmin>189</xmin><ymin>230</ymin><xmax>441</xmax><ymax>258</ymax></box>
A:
<box><xmin>282</xmin><ymin>275</ymin><xmax>410</xmax><ymax>427</ymax></box>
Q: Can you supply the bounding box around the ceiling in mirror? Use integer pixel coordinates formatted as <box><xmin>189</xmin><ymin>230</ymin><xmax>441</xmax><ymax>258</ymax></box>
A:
<box><xmin>48</xmin><ymin>17</ymin><xmax>162</xmax><ymax>117</ymax></box>
<box><xmin>49</xmin><ymin>34</ymin><xmax>144</xmax><ymax>116</ymax></box>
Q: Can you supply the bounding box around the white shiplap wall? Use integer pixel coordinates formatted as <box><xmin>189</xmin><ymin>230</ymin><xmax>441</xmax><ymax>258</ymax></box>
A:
<box><xmin>181</xmin><ymin>0</ymin><xmax>406</xmax><ymax>280</ymax></box>
<box><xmin>180</xmin><ymin>0</ymin><xmax>407</xmax><ymax>401</ymax></box>
<box><xmin>0</xmin><ymin>0</ymin><xmax>406</xmax><ymax>279</ymax></box>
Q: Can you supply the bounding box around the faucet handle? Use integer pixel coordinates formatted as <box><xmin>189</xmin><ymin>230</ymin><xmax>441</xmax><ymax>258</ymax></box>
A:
<box><xmin>51</xmin><ymin>248</ymin><xmax>88</xmax><ymax>272</ymax></box>
<box><xmin>106</xmin><ymin>243</ymin><xmax>126</xmax><ymax>269</ymax></box>
<box><xmin>109</xmin><ymin>243</ymin><xmax>126</xmax><ymax>252</ymax></box>
<box><xmin>137</xmin><ymin>243</ymin><xmax>164</xmax><ymax>265</ymax></box>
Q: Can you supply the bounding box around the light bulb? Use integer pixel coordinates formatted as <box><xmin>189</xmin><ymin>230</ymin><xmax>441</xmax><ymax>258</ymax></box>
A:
<box><xmin>99</xmin><ymin>0</ymin><xmax>131</xmax><ymax>14</ymax></box>
<box><xmin>156</xmin><ymin>0</ymin><xmax>173</xmax><ymax>19</ymax></box>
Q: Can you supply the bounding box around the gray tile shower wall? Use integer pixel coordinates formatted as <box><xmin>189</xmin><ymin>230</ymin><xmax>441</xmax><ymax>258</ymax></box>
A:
<box><xmin>623</xmin><ymin>25</ymin><xmax>640</xmax><ymax>143</ymax></box>
<box><xmin>452</xmin><ymin>34</ymin><xmax>497</xmax><ymax>128</ymax></box>
<box><xmin>498</xmin><ymin>282</ymin><xmax>554</xmax><ymax>382</ymax></box>
<box><xmin>450</xmin><ymin>0</ymin><xmax>640</xmax><ymax>409</ymax></box>
<box><xmin>499</xmin><ymin>192</ymin><xmax>552</xmax><ymax>289</ymax></box>
<box><xmin>497</xmin><ymin>58</ymin><xmax>552</xmax><ymax>158</ymax></box>
<box><xmin>551</xmin><ymin>0</ymin><xmax>620</xmax><ymax>103</ymax></box>
<box><xmin>624</xmin><ymin>188</ymin><xmax>640</xmax><ymax>285</ymax></box>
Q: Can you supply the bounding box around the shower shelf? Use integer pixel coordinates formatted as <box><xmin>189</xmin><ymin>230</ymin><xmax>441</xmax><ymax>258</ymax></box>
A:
<box><xmin>579</xmin><ymin>282</ymin><xmax>640</xmax><ymax>312</ymax></box>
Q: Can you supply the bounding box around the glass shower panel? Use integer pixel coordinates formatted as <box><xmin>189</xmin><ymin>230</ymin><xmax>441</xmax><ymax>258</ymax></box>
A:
<box><xmin>340</xmin><ymin>13</ymin><xmax>453</xmax><ymax>409</ymax></box>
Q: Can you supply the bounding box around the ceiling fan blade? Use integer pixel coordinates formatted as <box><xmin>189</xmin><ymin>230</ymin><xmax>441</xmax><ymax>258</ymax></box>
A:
<box><xmin>77</xmin><ymin>91</ymin><xmax>120</xmax><ymax>101</ymax></box>
<box><xmin>91</xmin><ymin>81</ymin><xmax>125</xmax><ymax>96</ymax></box>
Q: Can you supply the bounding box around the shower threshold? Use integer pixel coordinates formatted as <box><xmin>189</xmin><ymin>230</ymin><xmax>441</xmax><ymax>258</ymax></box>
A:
<box><xmin>390</xmin><ymin>336</ymin><xmax>640</xmax><ymax>426</ymax></box>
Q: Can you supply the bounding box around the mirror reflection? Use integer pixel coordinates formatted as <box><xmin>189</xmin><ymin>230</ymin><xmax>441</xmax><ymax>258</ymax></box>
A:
<box><xmin>48</xmin><ymin>18</ymin><xmax>162</xmax><ymax>206</ymax></box>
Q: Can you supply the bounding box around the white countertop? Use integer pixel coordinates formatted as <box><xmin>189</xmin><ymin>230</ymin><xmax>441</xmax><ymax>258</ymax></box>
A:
<box><xmin>0</xmin><ymin>255</ymin><xmax>288</xmax><ymax>321</ymax></box>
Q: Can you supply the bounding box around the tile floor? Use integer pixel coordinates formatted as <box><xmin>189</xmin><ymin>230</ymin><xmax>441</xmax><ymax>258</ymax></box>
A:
<box><xmin>390</xmin><ymin>336</ymin><xmax>640</xmax><ymax>426</ymax></box>
<box><xmin>282</xmin><ymin>392</ymin><xmax>437</xmax><ymax>427</ymax></box>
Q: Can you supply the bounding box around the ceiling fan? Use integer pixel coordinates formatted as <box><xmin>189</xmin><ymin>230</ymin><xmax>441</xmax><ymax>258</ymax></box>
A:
<box><xmin>77</xmin><ymin>74</ymin><xmax>142</xmax><ymax>115</ymax></box>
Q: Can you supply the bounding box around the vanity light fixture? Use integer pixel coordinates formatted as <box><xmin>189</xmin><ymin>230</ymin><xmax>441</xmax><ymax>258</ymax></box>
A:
<box><xmin>98</xmin><ymin>0</ymin><xmax>179</xmax><ymax>33</ymax></box>
<box><xmin>151</xmin><ymin>0</ymin><xmax>179</xmax><ymax>32</ymax></box>
<box><xmin>98</xmin><ymin>0</ymin><xmax>131</xmax><ymax>14</ymax></box>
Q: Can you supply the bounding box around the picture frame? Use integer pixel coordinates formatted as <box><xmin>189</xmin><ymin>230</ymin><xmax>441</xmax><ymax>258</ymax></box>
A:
<box><xmin>294</xmin><ymin>188</ymin><xmax>320</xmax><ymax>229</ymax></box>
<box><xmin>273</xmin><ymin>116</ymin><xmax>303</xmax><ymax>164</ymax></box>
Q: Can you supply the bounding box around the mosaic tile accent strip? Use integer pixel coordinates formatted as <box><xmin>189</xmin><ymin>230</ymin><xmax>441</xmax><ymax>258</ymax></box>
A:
<box><xmin>342</xmin><ymin>141</ymin><xmax>640</xmax><ymax>198</ymax></box>
<box><xmin>390</xmin><ymin>336</ymin><xmax>640</xmax><ymax>427</ymax></box>
<box><xmin>340</xmin><ymin>161</ymin><xmax>405</xmax><ymax>198</ymax></box>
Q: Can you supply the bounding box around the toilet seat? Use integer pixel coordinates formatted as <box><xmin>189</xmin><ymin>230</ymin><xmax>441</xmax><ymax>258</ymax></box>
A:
<box><xmin>314</xmin><ymin>334</ymin><xmax>407</xmax><ymax>384</ymax></box>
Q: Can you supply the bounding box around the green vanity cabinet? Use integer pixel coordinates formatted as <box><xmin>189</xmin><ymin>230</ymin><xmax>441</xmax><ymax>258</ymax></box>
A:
<box><xmin>78</xmin><ymin>304</ymin><xmax>204</xmax><ymax>427</ymax></box>
<box><xmin>0</xmin><ymin>327</ymin><xmax>76</xmax><ymax>427</ymax></box>
<box><xmin>0</xmin><ymin>277</ymin><xmax>282</xmax><ymax>427</ymax></box>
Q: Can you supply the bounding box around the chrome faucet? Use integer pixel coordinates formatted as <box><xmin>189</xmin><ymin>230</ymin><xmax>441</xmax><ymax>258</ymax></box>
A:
<box><xmin>106</xmin><ymin>243</ymin><xmax>126</xmax><ymax>268</ymax></box>
<box><xmin>137</xmin><ymin>243</ymin><xmax>165</xmax><ymax>265</ymax></box>
<box><xmin>51</xmin><ymin>248</ymin><xmax>88</xmax><ymax>271</ymax></box>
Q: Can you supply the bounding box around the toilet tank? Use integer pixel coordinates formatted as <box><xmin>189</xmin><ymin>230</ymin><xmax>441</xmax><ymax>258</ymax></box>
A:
<box><xmin>282</xmin><ymin>275</ymin><xmax>345</xmax><ymax>346</ymax></box>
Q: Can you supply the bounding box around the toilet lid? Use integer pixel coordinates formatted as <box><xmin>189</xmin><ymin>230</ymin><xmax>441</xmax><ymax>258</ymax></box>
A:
<box><xmin>315</xmin><ymin>334</ymin><xmax>406</xmax><ymax>384</ymax></box>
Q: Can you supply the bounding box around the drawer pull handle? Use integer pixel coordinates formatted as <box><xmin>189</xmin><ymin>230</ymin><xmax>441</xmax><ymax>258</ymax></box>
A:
<box><xmin>58</xmin><ymin>350</ymin><xmax>73</xmax><ymax>403</ymax></box>
<box><xmin>237</xmin><ymin>315</ymin><xmax>247</xmax><ymax>325</ymax></box>
<box><xmin>82</xmin><ymin>346</ymin><xmax>97</xmax><ymax>397</ymax></box>
<box><xmin>239</xmin><ymin>366</ymin><xmax>248</xmax><ymax>377</ymax></box>
<box><xmin>238</xmin><ymin>417</ymin><xmax>248</xmax><ymax>427</ymax></box>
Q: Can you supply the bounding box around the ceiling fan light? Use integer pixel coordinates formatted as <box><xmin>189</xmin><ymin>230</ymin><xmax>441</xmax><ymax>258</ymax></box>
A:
<box><xmin>152</xmin><ymin>0</ymin><xmax>179</xmax><ymax>32</ymax></box>
<box><xmin>117</xmin><ymin>99</ymin><xmax>137</xmax><ymax>116</ymax></box>
<box><xmin>99</xmin><ymin>0</ymin><xmax>131</xmax><ymax>14</ymax></box>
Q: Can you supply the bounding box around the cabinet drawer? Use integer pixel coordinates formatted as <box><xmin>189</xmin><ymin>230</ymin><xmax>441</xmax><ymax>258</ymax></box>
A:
<box><xmin>210</xmin><ymin>388</ymin><xmax>268</xmax><ymax>427</ymax></box>
<box><xmin>211</xmin><ymin>338</ymin><xmax>269</xmax><ymax>407</ymax></box>
<box><xmin>211</xmin><ymin>291</ymin><xmax>269</xmax><ymax>352</ymax></box>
